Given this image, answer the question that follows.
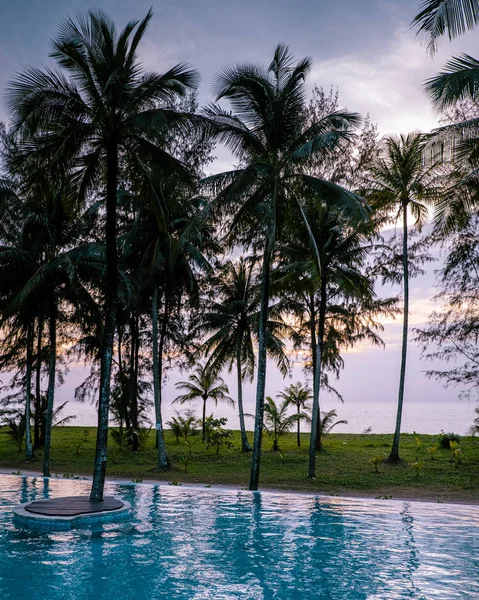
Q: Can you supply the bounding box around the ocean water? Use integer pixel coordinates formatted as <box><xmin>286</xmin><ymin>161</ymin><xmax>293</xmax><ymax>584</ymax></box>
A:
<box><xmin>67</xmin><ymin>399</ymin><xmax>479</xmax><ymax>436</ymax></box>
<box><xmin>1</xmin><ymin>475</ymin><xmax>478</xmax><ymax>599</ymax></box>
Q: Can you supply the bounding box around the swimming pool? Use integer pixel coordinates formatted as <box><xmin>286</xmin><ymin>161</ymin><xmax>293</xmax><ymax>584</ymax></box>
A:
<box><xmin>0</xmin><ymin>475</ymin><xmax>477</xmax><ymax>599</ymax></box>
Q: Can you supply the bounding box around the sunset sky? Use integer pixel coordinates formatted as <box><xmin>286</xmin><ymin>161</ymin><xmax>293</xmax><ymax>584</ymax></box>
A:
<box><xmin>1</xmin><ymin>0</ymin><xmax>477</xmax><ymax>430</ymax></box>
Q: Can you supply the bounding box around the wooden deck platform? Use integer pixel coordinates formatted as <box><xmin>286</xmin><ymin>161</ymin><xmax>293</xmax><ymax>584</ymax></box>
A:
<box><xmin>24</xmin><ymin>496</ymin><xmax>124</xmax><ymax>517</ymax></box>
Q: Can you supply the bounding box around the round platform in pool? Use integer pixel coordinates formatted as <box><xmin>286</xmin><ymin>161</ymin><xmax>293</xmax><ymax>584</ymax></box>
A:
<box><xmin>12</xmin><ymin>494</ymin><xmax>130</xmax><ymax>530</ymax></box>
<box><xmin>24</xmin><ymin>495</ymin><xmax>124</xmax><ymax>516</ymax></box>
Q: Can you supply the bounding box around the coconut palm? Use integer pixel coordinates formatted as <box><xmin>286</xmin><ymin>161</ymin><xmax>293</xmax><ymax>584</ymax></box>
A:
<box><xmin>199</xmin><ymin>257</ymin><xmax>289</xmax><ymax>452</ymax></box>
<box><xmin>203</xmin><ymin>45</ymin><xmax>367</xmax><ymax>490</ymax></box>
<box><xmin>277</xmin><ymin>382</ymin><xmax>312</xmax><ymax>446</ymax></box>
<box><xmin>317</xmin><ymin>409</ymin><xmax>348</xmax><ymax>450</ymax></box>
<box><xmin>173</xmin><ymin>363</ymin><xmax>234</xmax><ymax>442</ymax></box>
<box><xmin>263</xmin><ymin>396</ymin><xmax>302</xmax><ymax>451</ymax></box>
<box><xmin>1</xmin><ymin>178</ymin><xmax>103</xmax><ymax>476</ymax></box>
<box><xmin>123</xmin><ymin>175</ymin><xmax>215</xmax><ymax>466</ymax></box>
<box><xmin>369</xmin><ymin>133</ymin><xmax>440</xmax><ymax>462</ymax></box>
<box><xmin>6</xmin><ymin>9</ymin><xmax>198</xmax><ymax>500</ymax></box>
<box><xmin>275</xmin><ymin>198</ymin><xmax>395</xmax><ymax>475</ymax></box>
<box><xmin>412</xmin><ymin>0</ymin><xmax>479</xmax><ymax>53</ymax></box>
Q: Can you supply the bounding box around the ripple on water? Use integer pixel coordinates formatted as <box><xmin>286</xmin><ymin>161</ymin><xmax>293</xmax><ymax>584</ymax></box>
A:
<box><xmin>0</xmin><ymin>476</ymin><xmax>478</xmax><ymax>599</ymax></box>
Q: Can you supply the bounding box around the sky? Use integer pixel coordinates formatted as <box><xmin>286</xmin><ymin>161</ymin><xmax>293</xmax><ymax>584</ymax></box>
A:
<box><xmin>1</xmin><ymin>0</ymin><xmax>478</xmax><ymax>431</ymax></box>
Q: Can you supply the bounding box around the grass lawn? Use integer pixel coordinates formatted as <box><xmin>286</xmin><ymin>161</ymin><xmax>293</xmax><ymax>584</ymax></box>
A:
<box><xmin>1</xmin><ymin>426</ymin><xmax>478</xmax><ymax>503</ymax></box>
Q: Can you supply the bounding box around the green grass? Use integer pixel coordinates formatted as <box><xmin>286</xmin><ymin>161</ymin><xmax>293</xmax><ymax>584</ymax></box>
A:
<box><xmin>1</xmin><ymin>426</ymin><xmax>478</xmax><ymax>503</ymax></box>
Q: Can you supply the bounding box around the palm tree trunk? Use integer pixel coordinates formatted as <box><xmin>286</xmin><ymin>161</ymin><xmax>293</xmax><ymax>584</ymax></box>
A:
<box><xmin>237</xmin><ymin>345</ymin><xmax>251</xmax><ymax>452</ymax></box>
<box><xmin>309</xmin><ymin>279</ymin><xmax>327</xmax><ymax>477</ymax></box>
<box><xmin>34</xmin><ymin>317</ymin><xmax>43</xmax><ymax>448</ymax></box>
<box><xmin>24</xmin><ymin>321</ymin><xmax>34</xmax><ymax>460</ymax></box>
<box><xmin>297</xmin><ymin>403</ymin><xmax>301</xmax><ymax>447</ymax></box>
<box><xmin>249</xmin><ymin>237</ymin><xmax>272</xmax><ymax>490</ymax></box>
<box><xmin>43</xmin><ymin>296</ymin><xmax>56</xmax><ymax>477</ymax></box>
<box><xmin>152</xmin><ymin>287</ymin><xmax>168</xmax><ymax>468</ymax></box>
<box><xmin>130</xmin><ymin>315</ymin><xmax>139</xmax><ymax>451</ymax></box>
<box><xmin>90</xmin><ymin>141</ymin><xmax>118</xmax><ymax>502</ymax></box>
<box><xmin>202</xmin><ymin>397</ymin><xmax>207</xmax><ymax>442</ymax></box>
<box><xmin>388</xmin><ymin>203</ymin><xmax>409</xmax><ymax>462</ymax></box>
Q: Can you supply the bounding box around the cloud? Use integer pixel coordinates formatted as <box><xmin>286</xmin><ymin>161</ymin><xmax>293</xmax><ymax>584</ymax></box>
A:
<box><xmin>309</xmin><ymin>25</ymin><xmax>477</xmax><ymax>136</ymax></box>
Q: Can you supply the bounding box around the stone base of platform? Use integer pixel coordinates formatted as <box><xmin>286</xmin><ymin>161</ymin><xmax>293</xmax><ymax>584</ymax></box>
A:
<box><xmin>13</xmin><ymin>496</ymin><xmax>131</xmax><ymax>530</ymax></box>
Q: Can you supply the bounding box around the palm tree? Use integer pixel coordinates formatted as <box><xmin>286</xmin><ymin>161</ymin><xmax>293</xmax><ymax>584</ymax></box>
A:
<box><xmin>203</xmin><ymin>45</ymin><xmax>367</xmax><ymax>490</ymax></box>
<box><xmin>199</xmin><ymin>257</ymin><xmax>289</xmax><ymax>452</ymax></box>
<box><xmin>275</xmin><ymin>197</ymin><xmax>395</xmax><ymax>475</ymax></box>
<box><xmin>263</xmin><ymin>396</ymin><xmax>301</xmax><ymax>451</ymax></box>
<box><xmin>124</xmin><ymin>177</ymin><xmax>215</xmax><ymax>467</ymax></box>
<box><xmin>412</xmin><ymin>1</ymin><xmax>479</xmax><ymax>53</ymax></box>
<box><xmin>369</xmin><ymin>133</ymin><xmax>440</xmax><ymax>462</ymax></box>
<box><xmin>277</xmin><ymin>382</ymin><xmax>312</xmax><ymax>446</ymax></box>
<box><xmin>317</xmin><ymin>409</ymin><xmax>348</xmax><ymax>450</ymax></box>
<box><xmin>7</xmin><ymin>9</ymin><xmax>198</xmax><ymax>500</ymax></box>
<box><xmin>173</xmin><ymin>363</ymin><xmax>234</xmax><ymax>442</ymax></box>
<box><xmin>0</xmin><ymin>180</ymin><xmax>35</xmax><ymax>460</ymax></box>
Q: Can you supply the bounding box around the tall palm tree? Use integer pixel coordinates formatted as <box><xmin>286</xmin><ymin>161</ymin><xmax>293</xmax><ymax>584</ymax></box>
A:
<box><xmin>124</xmin><ymin>174</ymin><xmax>215</xmax><ymax>466</ymax></box>
<box><xmin>7</xmin><ymin>9</ymin><xmax>198</xmax><ymax>500</ymax></box>
<box><xmin>0</xmin><ymin>180</ymin><xmax>35</xmax><ymax>460</ymax></box>
<box><xmin>369</xmin><ymin>133</ymin><xmax>440</xmax><ymax>462</ymax></box>
<box><xmin>203</xmin><ymin>45</ymin><xmax>367</xmax><ymax>490</ymax></box>
<box><xmin>173</xmin><ymin>363</ymin><xmax>234</xmax><ymax>442</ymax></box>
<box><xmin>412</xmin><ymin>0</ymin><xmax>479</xmax><ymax>53</ymax></box>
<box><xmin>199</xmin><ymin>257</ymin><xmax>289</xmax><ymax>452</ymax></box>
<box><xmin>276</xmin><ymin>198</ymin><xmax>394</xmax><ymax>475</ymax></box>
<box><xmin>277</xmin><ymin>382</ymin><xmax>312</xmax><ymax>446</ymax></box>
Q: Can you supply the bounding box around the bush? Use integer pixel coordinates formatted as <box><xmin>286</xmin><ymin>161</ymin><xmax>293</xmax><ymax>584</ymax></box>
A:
<box><xmin>438</xmin><ymin>432</ymin><xmax>461</xmax><ymax>449</ymax></box>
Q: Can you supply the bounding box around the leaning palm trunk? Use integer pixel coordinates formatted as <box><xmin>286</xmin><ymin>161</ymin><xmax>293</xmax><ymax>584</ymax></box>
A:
<box><xmin>152</xmin><ymin>287</ymin><xmax>169</xmax><ymax>469</ymax></box>
<box><xmin>24</xmin><ymin>322</ymin><xmax>34</xmax><ymax>460</ymax></box>
<box><xmin>309</xmin><ymin>279</ymin><xmax>327</xmax><ymax>477</ymax></box>
<box><xmin>388</xmin><ymin>204</ymin><xmax>409</xmax><ymax>462</ymax></box>
<box><xmin>90</xmin><ymin>144</ymin><xmax>118</xmax><ymax>502</ymax></box>
<box><xmin>43</xmin><ymin>298</ymin><xmax>56</xmax><ymax>477</ymax></box>
<box><xmin>237</xmin><ymin>346</ymin><xmax>251</xmax><ymax>452</ymax></box>
<box><xmin>248</xmin><ymin>239</ymin><xmax>273</xmax><ymax>490</ymax></box>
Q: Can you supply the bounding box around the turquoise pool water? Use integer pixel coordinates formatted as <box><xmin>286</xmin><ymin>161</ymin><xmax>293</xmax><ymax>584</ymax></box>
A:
<box><xmin>0</xmin><ymin>476</ymin><xmax>477</xmax><ymax>599</ymax></box>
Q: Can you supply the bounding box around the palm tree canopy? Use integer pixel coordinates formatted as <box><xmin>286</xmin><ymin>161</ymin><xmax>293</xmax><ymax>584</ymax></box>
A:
<box><xmin>263</xmin><ymin>396</ymin><xmax>301</xmax><ymax>436</ymax></box>
<box><xmin>199</xmin><ymin>257</ymin><xmax>291</xmax><ymax>379</ymax></box>
<box><xmin>173</xmin><ymin>363</ymin><xmax>235</xmax><ymax>407</ymax></box>
<box><xmin>368</xmin><ymin>133</ymin><xmax>441</xmax><ymax>225</ymax></box>
<box><xmin>319</xmin><ymin>409</ymin><xmax>348</xmax><ymax>434</ymax></box>
<box><xmin>277</xmin><ymin>382</ymin><xmax>312</xmax><ymax>411</ymax></box>
<box><xmin>202</xmin><ymin>44</ymin><xmax>368</xmax><ymax>252</ymax></box>
<box><xmin>412</xmin><ymin>0</ymin><xmax>479</xmax><ymax>53</ymax></box>
<box><xmin>425</xmin><ymin>54</ymin><xmax>479</xmax><ymax>109</ymax></box>
<box><xmin>6</xmin><ymin>9</ymin><xmax>198</xmax><ymax>196</ymax></box>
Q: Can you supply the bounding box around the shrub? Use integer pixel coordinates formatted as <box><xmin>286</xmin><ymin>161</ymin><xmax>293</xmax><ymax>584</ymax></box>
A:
<box><xmin>438</xmin><ymin>432</ymin><xmax>462</xmax><ymax>449</ymax></box>
<box><xmin>204</xmin><ymin>416</ymin><xmax>233</xmax><ymax>455</ymax></box>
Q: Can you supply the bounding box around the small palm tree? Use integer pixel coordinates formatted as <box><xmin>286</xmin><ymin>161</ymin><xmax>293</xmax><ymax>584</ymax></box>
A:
<box><xmin>263</xmin><ymin>396</ymin><xmax>301</xmax><ymax>451</ymax></box>
<box><xmin>317</xmin><ymin>409</ymin><xmax>348</xmax><ymax>450</ymax></box>
<box><xmin>277</xmin><ymin>382</ymin><xmax>312</xmax><ymax>447</ymax></box>
<box><xmin>173</xmin><ymin>364</ymin><xmax>234</xmax><ymax>442</ymax></box>
<box><xmin>369</xmin><ymin>133</ymin><xmax>440</xmax><ymax>462</ymax></box>
<box><xmin>167</xmin><ymin>410</ymin><xmax>197</xmax><ymax>442</ymax></box>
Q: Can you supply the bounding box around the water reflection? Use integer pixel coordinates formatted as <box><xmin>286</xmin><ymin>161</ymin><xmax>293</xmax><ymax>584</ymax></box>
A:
<box><xmin>0</xmin><ymin>476</ymin><xmax>478</xmax><ymax>599</ymax></box>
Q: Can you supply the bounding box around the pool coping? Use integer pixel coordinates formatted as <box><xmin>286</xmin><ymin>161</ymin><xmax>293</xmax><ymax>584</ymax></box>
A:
<box><xmin>1</xmin><ymin>468</ymin><xmax>477</xmax><ymax>507</ymax></box>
